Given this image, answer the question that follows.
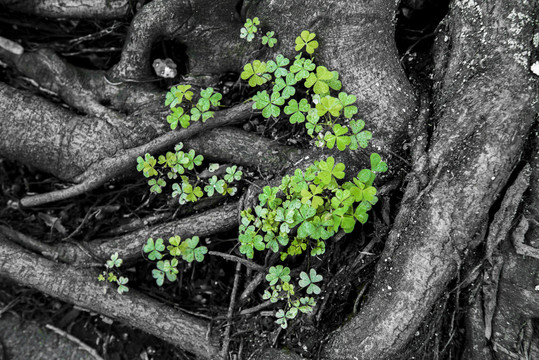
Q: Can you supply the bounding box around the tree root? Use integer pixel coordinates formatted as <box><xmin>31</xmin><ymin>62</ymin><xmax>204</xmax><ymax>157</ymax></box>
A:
<box><xmin>0</xmin><ymin>238</ymin><xmax>222</xmax><ymax>359</ymax></box>
<box><xmin>322</xmin><ymin>0</ymin><xmax>538</xmax><ymax>357</ymax></box>
<box><xmin>0</xmin><ymin>0</ymin><xmax>131</xmax><ymax>19</ymax></box>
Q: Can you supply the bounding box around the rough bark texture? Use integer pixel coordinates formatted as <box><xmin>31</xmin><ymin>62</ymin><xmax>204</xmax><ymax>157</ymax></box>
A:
<box><xmin>0</xmin><ymin>0</ymin><xmax>130</xmax><ymax>19</ymax></box>
<box><xmin>252</xmin><ymin>0</ymin><xmax>416</xmax><ymax>158</ymax></box>
<box><xmin>322</xmin><ymin>0</ymin><xmax>538</xmax><ymax>358</ymax></box>
<box><xmin>0</xmin><ymin>0</ymin><xmax>538</xmax><ymax>358</ymax></box>
<box><xmin>0</xmin><ymin>238</ymin><xmax>221</xmax><ymax>359</ymax></box>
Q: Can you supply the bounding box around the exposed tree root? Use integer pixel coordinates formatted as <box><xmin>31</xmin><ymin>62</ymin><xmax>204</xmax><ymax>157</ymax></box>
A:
<box><xmin>0</xmin><ymin>238</ymin><xmax>222</xmax><ymax>359</ymax></box>
<box><xmin>0</xmin><ymin>0</ymin><xmax>131</xmax><ymax>19</ymax></box>
<box><xmin>1</xmin><ymin>201</ymin><xmax>240</xmax><ymax>265</ymax></box>
<box><xmin>322</xmin><ymin>0</ymin><xmax>538</xmax><ymax>357</ymax></box>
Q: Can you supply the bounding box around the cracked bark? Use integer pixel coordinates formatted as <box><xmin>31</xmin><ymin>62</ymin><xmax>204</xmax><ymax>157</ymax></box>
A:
<box><xmin>0</xmin><ymin>0</ymin><xmax>538</xmax><ymax>358</ymax></box>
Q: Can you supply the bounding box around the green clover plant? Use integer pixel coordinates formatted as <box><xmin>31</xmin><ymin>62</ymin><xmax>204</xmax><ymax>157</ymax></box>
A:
<box><xmin>146</xmin><ymin>236</ymin><xmax>208</xmax><ymax>286</ymax></box>
<box><xmin>97</xmin><ymin>252</ymin><xmax>129</xmax><ymax>294</ymax></box>
<box><xmin>262</xmin><ymin>31</ymin><xmax>277</xmax><ymax>47</ymax></box>
<box><xmin>240</xmin><ymin>17</ymin><xmax>260</xmax><ymax>42</ymax></box>
<box><xmin>134</xmin><ymin>22</ymin><xmax>389</xmax><ymax>333</ymax></box>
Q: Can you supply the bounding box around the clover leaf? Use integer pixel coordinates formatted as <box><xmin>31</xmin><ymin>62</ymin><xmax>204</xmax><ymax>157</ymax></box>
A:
<box><xmin>324</xmin><ymin>124</ymin><xmax>351</xmax><ymax>151</ymax></box>
<box><xmin>290</xmin><ymin>55</ymin><xmax>316</xmax><ymax>81</ymax></box>
<box><xmin>262</xmin><ymin>31</ymin><xmax>277</xmax><ymax>47</ymax></box>
<box><xmin>157</xmin><ymin>258</ymin><xmax>179</xmax><ymax>282</ymax></box>
<box><xmin>316</xmin><ymin>95</ymin><xmax>342</xmax><ymax>117</ymax></box>
<box><xmin>267</xmin><ymin>54</ymin><xmax>290</xmax><ymax>77</ymax></box>
<box><xmin>148</xmin><ymin>177</ymin><xmax>166</xmax><ymax>194</ymax></box>
<box><xmin>179</xmin><ymin>236</ymin><xmax>208</xmax><ymax>262</ymax></box>
<box><xmin>224</xmin><ymin>165</ymin><xmax>242</xmax><ymax>183</ymax></box>
<box><xmin>305</xmin><ymin>109</ymin><xmax>322</xmax><ymax>136</ymax></box>
<box><xmin>295</xmin><ymin>30</ymin><xmax>319</xmax><ymax>54</ymax></box>
<box><xmin>370</xmin><ymin>153</ymin><xmax>388</xmax><ymax>173</ymax></box>
<box><xmin>158</xmin><ymin>152</ymin><xmax>177</xmax><ymax>168</ymax></box>
<box><xmin>349</xmin><ymin>119</ymin><xmax>372</xmax><ymax>150</ymax></box>
<box><xmin>144</xmin><ymin>237</ymin><xmax>165</xmax><ymax>260</ymax></box>
<box><xmin>167</xmin><ymin>235</ymin><xmax>182</xmax><ymax>256</ymax></box>
<box><xmin>165</xmin><ymin>85</ymin><xmax>193</xmax><ymax>107</ymax></box>
<box><xmin>116</xmin><ymin>276</ymin><xmax>129</xmax><ymax>294</ymax></box>
<box><xmin>152</xmin><ymin>268</ymin><xmax>165</xmax><ymax>286</ymax></box>
<box><xmin>252</xmin><ymin>90</ymin><xmax>285</xmax><ymax>118</ymax></box>
<box><xmin>241</xmin><ymin>60</ymin><xmax>271</xmax><ymax>87</ymax></box>
<box><xmin>316</xmin><ymin>156</ymin><xmax>345</xmax><ymax>185</ymax></box>
<box><xmin>106</xmin><ymin>252</ymin><xmax>122</xmax><ymax>269</ymax></box>
<box><xmin>338</xmin><ymin>92</ymin><xmax>358</xmax><ymax>119</ymax></box>
<box><xmin>240</xmin><ymin>17</ymin><xmax>259</xmax><ymax>42</ymax></box>
<box><xmin>275</xmin><ymin>309</ymin><xmax>288</xmax><ymax>329</ymax></box>
<box><xmin>204</xmin><ymin>175</ymin><xmax>225</xmax><ymax>196</ymax></box>
<box><xmin>200</xmin><ymin>87</ymin><xmax>222</xmax><ymax>107</ymax></box>
<box><xmin>298</xmin><ymin>268</ymin><xmax>323</xmax><ymax>294</ymax></box>
<box><xmin>284</xmin><ymin>98</ymin><xmax>310</xmax><ymax>124</ymax></box>
<box><xmin>273</xmin><ymin>73</ymin><xmax>297</xmax><ymax>99</ymax></box>
<box><xmin>136</xmin><ymin>153</ymin><xmax>157</xmax><ymax>178</ymax></box>
<box><xmin>300</xmin><ymin>184</ymin><xmax>324</xmax><ymax>209</ymax></box>
<box><xmin>266</xmin><ymin>265</ymin><xmax>291</xmax><ymax>286</ymax></box>
<box><xmin>305</xmin><ymin>66</ymin><xmax>333</xmax><ymax>95</ymax></box>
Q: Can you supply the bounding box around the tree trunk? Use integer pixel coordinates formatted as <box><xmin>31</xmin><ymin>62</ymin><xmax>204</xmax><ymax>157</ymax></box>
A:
<box><xmin>0</xmin><ymin>0</ymin><xmax>538</xmax><ymax>359</ymax></box>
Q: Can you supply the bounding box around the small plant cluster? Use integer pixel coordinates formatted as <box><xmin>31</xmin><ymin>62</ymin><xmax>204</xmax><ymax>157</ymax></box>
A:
<box><xmin>129</xmin><ymin>22</ymin><xmax>388</xmax><ymax>332</ymax></box>
<box><xmin>97</xmin><ymin>252</ymin><xmax>129</xmax><ymax>294</ymax></box>
<box><xmin>165</xmin><ymin>85</ymin><xmax>222</xmax><ymax>130</ymax></box>
<box><xmin>263</xmin><ymin>266</ymin><xmax>321</xmax><ymax>329</ymax></box>
<box><xmin>240</xmin><ymin>17</ymin><xmax>277</xmax><ymax>48</ymax></box>
<box><xmin>143</xmin><ymin>236</ymin><xmax>208</xmax><ymax>286</ymax></box>
<box><xmin>238</xmin><ymin>154</ymin><xmax>386</xmax><ymax>327</ymax></box>
<box><xmin>241</xmin><ymin>30</ymin><xmax>372</xmax><ymax>151</ymax></box>
<box><xmin>235</xmin><ymin>28</ymin><xmax>387</xmax><ymax>327</ymax></box>
<box><xmin>136</xmin><ymin>142</ymin><xmax>242</xmax><ymax>202</ymax></box>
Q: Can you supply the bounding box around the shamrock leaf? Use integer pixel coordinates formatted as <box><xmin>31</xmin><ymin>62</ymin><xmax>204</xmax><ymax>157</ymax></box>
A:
<box><xmin>106</xmin><ymin>252</ymin><xmax>122</xmax><ymax>269</ymax></box>
<box><xmin>224</xmin><ymin>165</ymin><xmax>243</xmax><ymax>183</ymax></box>
<box><xmin>289</xmin><ymin>55</ymin><xmax>316</xmax><ymax>81</ymax></box>
<box><xmin>324</xmin><ymin>124</ymin><xmax>351</xmax><ymax>151</ymax></box>
<box><xmin>300</xmin><ymin>184</ymin><xmax>324</xmax><ymax>209</ymax></box>
<box><xmin>262</xmin><ymin>31</ymin><xmax>277</xmax><ymax>47</ymax></box>
<box><xmin>157</xmin><ymin>258</ymin><xmax>179</xmax><ymax>282</ymax></box>
<box><xmin>266</xmin><ymin>265</ymin><xmax>291</xmax><ymax>286</ymax></box>
<box><xmin>275</xmin><ymin>309</ymin><xmax>288</xmax><ymax>329</ymax></box>
<box><xmin>349</xmin><ymin>119</ymin><xmax>372</xmax><ymax>150</ymax></box>
<box><xmin>298</xmin><ymin>268</ymin><xmax>323</xmax><ymax>294</ymax></box>
<box><xmin>152</xmin><ymin>268</ymin><xmax>165</xmax><ymax>286</ymax></box>
<box><xmin>295</xmin><ymin>30</ymin><xmax>319</xmax><ymax>54</ymax></box>
<box><xmin>305</xmin><ymin>109</ymin><xmax>322</xmax><ymax>136</ymax></box>
<box><xmin>316</xmin><ymin>156</ymin><xmax>346</xmax><ymax>185</ymax></box>
<box><xmin>241</xmin><ymin>60</ymin><xmax>271</xmax><ymax>87</ymax></box>
<box><xmin>136</xmin><ymin>154</ymin><xmax>157</xmax><ymax>178</ymax></box>
<box><xmin>272</xmin><ymin>73</ymin><xmax>297</xmax><ymax>99</ymax></box>
<box><xmin>240</xmin><ymin>17</ymin><xmax>259</xmax><ymax>42</ymax></box>
<box><xmin>284</xmin><ymin>98</ymin><xmax>310</xmax><ymax>124</ymax></box>
<box><xmin>204</xmin><ymin>175</ymin><xmax>225</xmax><ymax>196</ymax></box>
<box><xmin>148</xmin><ymin>177</ymin><xmax>166</xmax><ymax>194</ymax></box>
<box><xmin>144</xmin><ymin>237</ymin><xmax>165</xmax><ymax>260</ymax></box>
<box><xmin>179</xmin><ymin>236</ymin><xmax>208</xmax><ymax>262</ymax></box>
<box><xmin>252</xmin><ymin>90</ymin><xmax>285</xmax><ymax>118</ymax></box>
<box><xmin>370</xmin><ymin>153</ymin><xmax>388</xmax><ymax>173</ymax></box>
<box><xmin>338</xmin><ymin>92</ymin><xmax>358</xmax><ymax>119</ymax></box>
<box><xmin>316</xmin><ymin>95</ymin><xmax>342</xmax><ymax>117</ymax></box>
<box><xmin>167</xmin><ymin>235</ymin><xmax>182</xmax><ymax>256</ymax></box>
<box><xmin>267</xmin><ymin>54</ymin><xmax>290</xmax><ymax>77</ymax></box>
<box><xmin>165</xmin><ymin>85</ymin><xmax>193</xmax><ymax>107</ymax></box>
<box><xmin>305</xmin><ymin>66</ymin><xmax>333</xmax><ymax>95</ymax></box>
<box><xmin>116</xmin><ymin>276</ymin><xmax>129</xmax><ymax>294</ymax></box>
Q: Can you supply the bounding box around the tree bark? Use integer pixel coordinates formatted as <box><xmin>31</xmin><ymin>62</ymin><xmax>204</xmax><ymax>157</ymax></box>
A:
<box><xmin>0</xmin><ymin>0</ymin><xmax>538</xmax><ymax>359</ymax></box>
